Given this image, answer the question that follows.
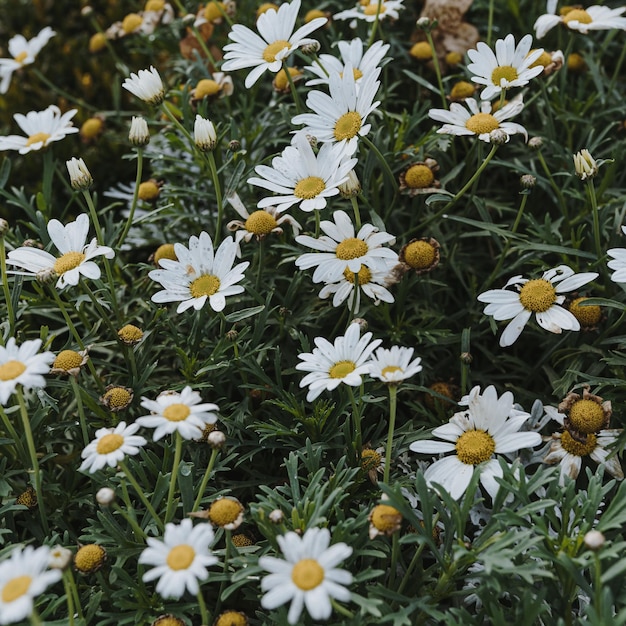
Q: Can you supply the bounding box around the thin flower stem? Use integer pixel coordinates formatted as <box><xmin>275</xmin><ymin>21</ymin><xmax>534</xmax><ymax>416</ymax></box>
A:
<box><xmin>70</xmin><ymin>376</ymin><xmax>90</xmax><ymax>447</ymax></box>
<box><xmin>383</xmin><ymin>385</ymin><xmax>397</xmax><ymax>484</ymax></box>
<box><xmin>42</xmin><ymin>149</ymin><xmax>54</xmax><ymax>213</ymax></box>
<box><xmin>350</xmin><ymin>196</ymin><xmax>362</xmax><ymax>230</ymax></box>
<box><xmin>165</xmin><ymin>432</ymin><xmax>183</xmax><ymax>524</ymax></box>
<box><xmin>16</xmin><ymin>388</ymin><xmax>49</xmax><ymax>535</ymax></box>
<box><xmin>389</xmin><ymin>531</ymin><xmax>400</xmax><ymax>587</ymax></box>
<box><xmin>349</xmin><ymin>273</ymin><xmax>359</xmax><ymax>320</ymax></box>
<box><xmin>593</xmin><ymin>553</ymin><xmax>603</xmax><ymax>615</ymax></box>
<box><xmin>361</xmin><ymin>135</ymin><xmax>399</xmax><ymax>194</ymax></box>
<box><xmin>63</xmin><ymin>570</ymin><xmax>75</xmax><ymax>626</ymax></box>
<box><xmin>256</xmin><ymin>238</ymin><xmax>264</xmax><ymax>293</ymax></box>
<box><xmin>31</xmin><ymin>68</ymin><xmax>97</xmax><ymax>112</ymax></box>
<box><xmin>190</xmin><ymin>25</ymin><xmax>220</xmax><ymax>69</ymax></box>
<box><xmin>123</xmin><ymin>344</ymin><xmax>139</xmax><ymax>385</ymax></box>
<box><xmin>206</xmin><ymin>151</ymin><xmax>224</xmax><ymax>244</ymax></box>
<box><xmin>29</xmin><ymin>609</ymin><xmax>43</xmax><ymax>626</ymax></box>
<box><xmin>197</xmin><ymin>589</ymin><xmax>210</xmax><ymax>625</ymax></box>
<box><xmin>397</xmin><ymin>540</ymin><xmax>428</xmax><ymax>594</ymax></box>
<box><xmin>81</xmin><ymin>190</ymin><xmax>105</xmax><ymax>246</ymax></box>
<box><xmin>486</xmin><ymin>0</ymin><xmax>495</xmax><ymax>47</ymax></box>
<box><xmin>314</xmin><ymin>209</ymin><xmax>321</xmax><ymax>238</ymax></box>
<box><xmin>347</xmin><ymin>386</ymin><xmax>362</xmax><ymax>465</ymax></box>
<box><xmin>161</xmin><ymin>102</ymin><xmax>194</xmax><ymax>145</ymax></box>
<box><xmin>425</xmin><ymin>31</ymin><xmax>446</xmax><ymax>109</ymax></box>
<box><xmin>0</xmin><ymin>404</ymin><xmax>26</xmax><ymax>461</ymax></box>
<box><xmin>366</xmin><ymin>0</ymin><xmax>384</xmax><ymax>48</ymax></box>
<box><xmin>117</xmin><ymin>148</ymin><xmax>143</xmax><ymax>249</ymax></box>
<box><xmin>119</xmin><ymin>460</ymin><xmax>164</xmax><ymax>532</ymax></box>
<box><xmin>330</xmin><ymin>599</ymin><xmax>355</xmax><ymax>619</ymax></box>
<box><xmin>65</xmin><ymin>568</ymin><xmax>84</xmax><ymax>621</ymax></box>
<box><xmin>0</xmin><ymin>237</ymin><xmax>15</xmax><ymax>339</ymax></box>
<box><xmin>110</xmin><ymin>501</ymin><xmax>147</xmax><ymax>541</ymax></box>
<box><xmin>214</xmin><ymin>529</ymin><xmax>232</xmax><ymax>617</ymax></box>
<box><xmin>192</xmin><ymin>448</ymin><xmax>219</xmax><ymax>512</ymax></box>
<box><xmin>282</xmin><ymin>60</ymin><xmax>302</xmax><ymax>114</ymax></box>
<box><xmin>587</xmin><ymin>180</ymin><xmax>603</xmax><ymax>265</ymax></box>
<box><xmin>81</xmin><ymin>282</ymin><xmax>121</xmax><ymax>340</ymax></box>
<box><xmin>536</xmin><ymin>150</ymin><xmax>569</xmax><ymax>226</ymax></box>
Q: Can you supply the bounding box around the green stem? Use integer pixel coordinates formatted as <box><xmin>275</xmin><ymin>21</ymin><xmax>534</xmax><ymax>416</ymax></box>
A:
<box><xmin>192</xmin><ymin>448</ymin><xmax>219</xmax><ymax>512</ymax></box>
<box><xmin>349</xmin><ymin>272</ymin><xmax>359</xmax><ymax>318</ymax></box>
<box><xmin>123</xmin><ymin>344</ymin><xmax>139</xmax><ymax>385</ymax></box>
<box><xmin>117</xmin><ymin>148</ymin><xmax>144</xmax><ymax>249</ymax></box>
<box><xmin>110</xmin><ymin>501</ymin><xmax>147</xmax><ymax>541</ymax></box>
<box><xmin>0</xmin><ymin>237</ymin><xmax>15</xmax><ymax>339</ymax></box>
<box><xmin>190</xmin><ymin>25</ymin><xmax>219</xmax><ymax>69</ymax></box>
<box><xmin>214</xmin><ymin>529</ymin><xmax>232</xmax><ymax>617</ymax></box>
<box><xmin>282</xmin><ymin>60</ymin><xmax>302</xmax><ymax>114</ymax></box>
<box><xmin>119</xmin><ymin>460</ymin><xmax>164</xmax><ymax>532</ymax></box>
<box><xmin>70</xmin><ymin>376</ymin><xmax>90</xmax><ymax>447</ymax></box>
<box><xmin>29</xmin><ymin>608</ymin><xmax>43</xmax><ymax>626</ymax></box>
<box><xmin>536</xmin><ymin>149</ymin><xmax>569</xmax><ymax>225</ymax></box>
<box><xmin>366</xmin><ymin>0</ymin><xmax>384</xmax><ymax>48</ymax></box>
<box><xmin>81</xmin><ymin>190</ymin><xmax>105</xmax><ymax>246</ymax></box>
<box><xmin>0</xmin><ymin>404</ymin><xmax>26</xmax><ymax>461</ymax></box>
<box><xmin>63</xmin><ymin>570</ymin><xmax>75</xmax><ymax>626</ymax></box>
<box><xmin>160</xmin><ymin>102</ymin><xmax>194</xmax><ymax>145</ymax></box>
<box><xmin>383</xmin><ymin>385</ymin><xmax>397</xmax><ymax>484</ymax></box>
<box><xmin>397</xmin><ymin>541</ymin><xmax>427</xmax><ymax>594</ymax></box>
<box><xmin>587</xmin><ymin>180</ymin><xmax>603</xmax><ymax>265</ymax></box>
<box><xmin>206</xmin><ymin>151</ymin><xmax>224</xmax><ymax>244</ymax></box>
<box><xmin>42</xmin><ymin>149</ymin><xmax>54</xmax><ymax>213</ymax></box>
<box><xmin>65</xmin><ymin>568</ymin><xmax>84</xmax><ymax>621</ymax></box>
<box><xmin>361</xmin><ymin>134</ymin><xmax>398</xmax><ymax>194</ymax></box>
<box><xmin>81</xmin><ymin>282</ymin><xmax>120</xmax><ymax>340</ymax></box>
<box><xmin>425</xmin><ymin>30</ymin><xmax>446</xmax><ymax>109</ymax></box>
<box><xmin>197</xmin><ymin>589</ymin><xmax>210</xmax><ymax>625</ymax></box>
<box><xmin>486</xmin><ymin>0</ymin><xmax>495</xmax><ymax>47</ymax></box>
<box><xmin>330</xmin><ymin>599</ymin><xmax>355</xmax><ymax>618</ymax></box>
<box><xmin>389</xmin><ymin>531</ymin><xmax>399</xmax><ymax>587</ymax></box>
<box><xmin>350</xmin><ymin>195</ymin><xmax>362</xmax><ymax>231</ymax></box>
<box><xmin>593</xmin><ymin>552</ymin><xmax>603</xmax><ymax>615</ymax></box>
<box><xmin>347</xmin><ymin>386</ymin><xmax>362</xmax><ymax>466</ymax></box>
<box><xmin>49</xmin><ymin>288</ymin><xmax>84</xmax><ymax>348</ymax></box>
<box><xmin>165</xmin><ymin>432</ymin><xmax>183</xmax><ymax>524</ymax></box>
<box><xmin>31</xmin><ymin>68</ymin><xmax>97</xmax><ymax>112</ymax></box>
<box><xmin>255</xmin><ymin>238</ymin><xmax>264</xmax><ymax>293</ymax></box>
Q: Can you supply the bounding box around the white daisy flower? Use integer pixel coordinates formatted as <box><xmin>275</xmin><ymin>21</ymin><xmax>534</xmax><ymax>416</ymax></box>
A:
<box><xmin>0</xmin><ymin>545</ymin><xmax>62</xmax><ymax>624</ymax></box>
<box><xmin>79</xmin><ymin>422</ymin><xmax>147</xmax><ymax>474</ymax></box>
<box><xmin>607</xmin><ymin>226</ymin><xmax>626</xmax><ymax>283</ymax></box>
<box><xmin>0</xmin><ymin>104</ymin><xmax>78</xmax><ymax>154</ymax></box>
<box><xmin>139</xmin><ymin>518</ymin><xmax>218</xmax><ymax>599</ymax></box>
<box><xmin>7</xmin><ymin>213</ymin><xmax>115</xmax><ymax>290</ymax></box>
<box><xmin>259</xmin><ymin>527</ymin><xmax>353</xmax><ymax>625</ymax></box>
<box><xmin>248</xmin><ymin>133</ymin><xmax>358</xmax><ymax>213</ymax></box>
<box><xmin>409</xmin><ymin>385</ymin><xmax>542</xmax><ymax>500</ymax></box>
<box><xmin>137</xmin><ymin>386</ymin><xmax>219</xmax><ymax>441</ymax></box>
<box><xmin>304</xmin><ymin>38</ymin><xmax>389</xmax><ymax>88</ymax></box>
<box><xmin>105</xmin><ymin>4</ymin><xmax>174</xmax><ymax>39</ymax></box>
<box><xmin>477</xmin><ymin>265</ymin><xmax>598</xmax><ymax>347</ymax></box>
<box><xmin>534</xmin><ymin>1</ymin><xmax>626</xmax><ymax>39</ymax></box>
<box><xmin>466</xmin><ymin>34</ymin><xmax>544</xmax><ymax>101</ymax></box>
<box><xmin>0</xmin><ymin>27</ymin><xmax>55</xmax><ymax>94</ymax></box>
<box><xmin>221</xmin><ymin>0</ymin><xmax>327</xmax><ymax>89</ymax></box>
<box><xmin>149</xmin><ymin>233</ymin><xmax>249</xmax><ymax>314</ymax></box>
<box><xmin>295</xmin><ymin>209</ymin><xmax>396</xmax><ymax>284</ymax></box>
<box><xmin>369</xmin><ymin>346</ymin><xmax>423</xmax><ymax>385</ymax></box>
<box><xmin>429</xmin><ymin>97</ymin><xmax>527</xmax><ymax>143</ymax></box>
<box><xmin>292</xmin><ymin>63</ymin><xmax>381</xmax><ymax>156</ymax></box>
<box><xmin>122</xmin><ymin>66</ymin><xmax>165</xmax><ymax>105</ymax></box>
<box><xmin>0</xmin><ymin>338</ymin><xmax>54</xmax><ymax>406</ymax></box>
<box><xmin>334</xmin><ymin>0</ymin><xmax>405</xmax><ymax>23</ymax></box>
<box><xmin>296</xmin><ymin>322</ymin><xmax>382</xmax><ymax>402</ymax></box>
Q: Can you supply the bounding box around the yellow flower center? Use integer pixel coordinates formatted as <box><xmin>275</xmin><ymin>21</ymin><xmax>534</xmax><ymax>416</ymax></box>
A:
<box><xmin>361</xmin><ymin>448</ymin><xmax>382</xmax><ymax>472</ymax></box>
<box><xmin>154</xmin><ymin>243</ymin><xmax>177</xmax><ymax>263</ymax></box>
<box><xmin>563</xmin><ymin>9</ymin><xmax>592</xmax><ymax>24</ymax></box>
<box><xmin>257</xmin><ymin>2</ymin><xmax>278</xmax><ymax>17</ymax></box>
<box><xmin>138</xmin><ymin>181</ymin><xmax>160</xmax><ymax>201</ymax></box>
<box><xmin>294</xmin><ymin>176</ymin><xmax>326</xmax><ymax>200</ymax></box>
<box><xmin>343</xmin><ymin>265</ymin><xmax>372</xmax><ymax>285</ymax></box>
<box><xmin>560</xmin><ymin>430</ymin><xmax>597</xmax><ymax>456</ymax></box>
<box><xmin>162</xmin><ymin>403</ymin><xmax>191</xmax><ymax>422</ymax></box>
<box><xmin>208</xmin><ymin>499</ymin><xmax>243</xmax><ymax>526</ymax></box>
<box><xmin>25</xmin><ymin>131</ymin><xmax>51</xmax><ymax>147</ymax></box>
<box><xmin>214</xmin><ymin>611</ymin><xmax>248</xmax><ymax>626</ymax></box>
<box><xmin>0</xmin><ymin>360</ymin><xmax>26</xmax><ymax>381</ymax></box>
<box><xmin>118</xmin><ymin>324</ymin><xmax>144</xmax><ymax>343</ymax></box>
<box><xmin>195</xmin><ymin>79</ymin><xmax>221</xmax><ymax>98</ymax></box>
<box><xmin>465</xmin><ymin>113</ymin><xmax>499</xmax><ymax>135</ymax></box>
<box><xmin>568</xmin><ymin>297</ymin><xmax>601</xmax><ymax>327</ymax></box>
<box><xmin>455</xmin><ymin>430</ymin><xmax>496</xmax><ymax>465</ymax></box>
<box><xmin>102</xmin><ymin>387</ymin><xmax>132</xmax><ymax>409</ymax></box>
<box><xmin>518</xmin><ymin>279</ymin><xmax>557</xmax><ymax>313</ymax></box>
<box><xmin>231</xmin><ymin>534</ymin><xmax>254</xmax><ymax>548</ymax></box>
<box><xmin>190</xmin><ymin>274</ymin><xmax>221</xmax><ymax>298</ymax></box>
<box><xmin>89</xmin><ymin>33</ymin><xmax>107</xmax><ymax>53</ymax></box>
<box><xmin>153</xmin><ymin>616</ymin><xmax>185</xmax><ymax>626</ymax></box>
<box><xmin>1</xmin><ymin>575</ymin><xmax>32</xmax><ymax>603</ymax></box>
<box><xmin>445</xmin><ymin>51</ymin><xmax>463</xmax><ymax>66</ymax></box>
<box><xmin>263</xmin><ymin>40</ymin><xmax>291</xmax><ymax>63</ymax></box>
<box><xmin>381</xmin><ymin>365</ymin><xmax>402</xmax><ymax>378</ymax></box>
<box><xmin>122</xmin><ymin>13</ymin><xmax>143</xmax><ymax>33</ymax></box>
<box><xmin>529</xmin><ymin>49</ymin><xmax>552</xmax><ymax>69</ymax></box>
<box><xmin>334</xmin><ymin>111</ymin><xmax>362</xmax><ymax>141</ymax></box>
<box><xmin>204</xmin><ymin>1</ymin><xmax>225</xmax><ymax>21</ymax></box>
<box><xmin>425</xmin><ymin>381</ymin><xmax>455</xmax><ymax>410</ymax></box>
<box><xmin>363</xmin><ymin>3</ymin><xmax>387</xmax><ymax>15</ymax></box>
<box><xmin>291</xmin><ymin>559</ymin><xmax>324</xmax><ymax>591</ymax></box>
<box><xmin>166</xmin><ymin>544</ymin><xmax>195</xmax><ymax>571</ymax></box>
<box><xmin>14</xmin><ymin>51</ymin><xmax>29</xmax><ymax>64</ymax></box>
<box><xmin>403</xmin><ymin>240</ymin><xmax>436</xmax><ymax>269</ymax></box>
<box><xmin>53</xmin><ymin>350</ymin><xmax>83</xmax><ymax>371</ymax></box>
<box><xmin>410</xmin><ymin>42</ymin><xmax>432</xmax><ymax>61</ymax></box>
<box><xmin>450</xmin><ymin>81</ymin><xmax>475</xmax><ymax>100</ymax></box>
<box><xmin>245</xmin><ymin>210</ymin><xmax>278</xmax><ymax>235</ymax></box>
<box><xmin>145</xmin><ymin>0</ymin><xmax>165</xmax><ymax>10</ymax></box>
<box><xmin>53</xmin><ymin>251</ymin><xmax>86</xmax><ymax>276</ymax></box>
<box><xmin>491</xmin><ymin>65</ymin><xmax>519</xmax><ymax>86</ymax></box>
<box><xmin>335</xmin><ymin>238</ymin><xmax>368</xmax><ymax>260</ymax></box>
<box><xmin>96</xmin><ymin>433</ymin><xmax>124</xmax><ymax>455</ymax></box>
<box><xmin>80</xmin><ymin>118</ymin><xmax>104</xmax><ymax>139</ymax></box>
<box><xmin>567</xmin><ymin>52</ymin><xmax>586</xmax><ymax>72</ymax></box>
<box><xmin>329</xmin><ymin>360</ymin><xmax>356</xmax><ymax>379</ymax></box>
<box><xmin>405</xmin><ymin>164</ymin><xmax>435</xmax><ymax>189</ymax></box>
<box><xmin>370</xmin><ymin>504</ymin><xmax>402</xmax><ymax>531</ymax></box>
<box><xmin>568</xmin><ymin>399</ymin><xmax>606</xmax><ymax>434</ymax></box>
<box><xmin>74</xmin><ymin>544</ymin><xmax>106</xmax><ymax>573</ymax></box>
<box><xmin>274</xmin><ymin>67</ymin><xmax>302</xmax><ymax>91</ymax></box>
<box><xmin>305</xmin><ymin>9</ymin><xmax>326</xmax><ymax>22</ymax></box>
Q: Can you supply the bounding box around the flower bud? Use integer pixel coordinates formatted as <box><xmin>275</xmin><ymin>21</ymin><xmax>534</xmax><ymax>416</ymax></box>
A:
<box><xmin>584</xmin><ymin>529</ymin><xmax>605</xmax><ymax>550</ymax></box>
<box><xmin>129</xmin><ymin>116</ymin><xmax>150</xmax><ymax>146</ymax></box>
<box><xmin>194</xmin><ymin>114</ymin><xmax>217</xmax><ymax>151</ymax></box>
<box><xmin>96</xmin><ymin>487</ymin><xmax>116</xmax><ymax>506</ymax></box>
<box><xmin>339</xmin><ymin>170</ymin><xmax>361</xmax><ymax>198</ymax></box>
<box><xmin>489</xmin><ymin>128</ymin><xmax>508</xmax><ymax>145</ymax></box>
<box><xmin>528</xmin><ymin>136</ymin><xmax>543</xmax><ymax>151</ymax></box>
<box><xmin>49</xmin><ymin>546</ymin><xmax>73</xmax><ymax>570</ymax></box>
<box><xmin>573</xmin><ymin>149</ymin><xmax>598</xmax><ymax>180</ymax></box>
<box><xmin>207</xmin><ymin>430</ymin><xmax>226</xmax><ymax>449</ymax></box>
<box><xmin>269</xmin><ymin>509</ymin><xmax>284</xmax><ymax>524</ymax></box>
<box><xmin>520</xmin><ymin>174</ymin><xmax>536</xmax><ymax>189</ymax></box>
<box><xmin>66</xmin><ymin>157</ymin><xmax>93</xmax><ymax>190</ymax></box>
<box><xmin>0</xmin><ymin>218</ymin><xmax>8</xmax><ymax>237</ymax></box>
<box><xmin>228</xmin><ymin>139</ymin><xmax>241</xmax><ymax>152</ymax></box>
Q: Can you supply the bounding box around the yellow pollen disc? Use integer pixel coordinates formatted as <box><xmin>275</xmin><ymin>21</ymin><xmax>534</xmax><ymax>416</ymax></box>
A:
<box><xmin>195</xmin><ymin>79</ymin><xmax>221</xmax><ymax>98</ymax></box>
<box><xmin>560</xmin><ymin>430</ymin><xmax>597</xmax><ymax>457</ymax></box>
<box><xmin>370</xmin><ymin>504</ymin><xmax>401</xmax><ymax>531</ymax></box>
<box><xmin>445</xmin><ymin>51</ymin><xmax>463</xmax><ymax>66</ymax></box>
<box><xmin>53</xmin><ymin>251</ymin><xmax>86</xmax><ymax>276</ymax></box>
<box><xmin>153</xmin><ymin>617</ymin><xmax>185</xmax><ymax>626</ymax></box>
<box><xmin>122</xmin><ymin>13</ymin><xmax>143</xmax><ymax>33</ymax></box>
<box><xmin>529</xmin><ymin>50</ymin><xmax>552</xmax><ymax>69</ymax></box>
<box><xmin>343</xmin><ymin>265</ymin><xmax>372</xmax><ymax>285</ymax></box>
<box><xmin>75</xmin><ymin>544</ymin><xmax>106</xmax><ymax>572</ymax></box>
<box><xmin>204</xmin><ymin>1</ymin><xmax>225</xmax><ymax>21</ymax></box>
<box><xmin>14</xmin><ymin>51</ymin><xmax>29</xmax><ymax>64</ymax></box>
<box><xmin>405</xmin><ymin>164</ymin><xmax>435</xmax><ymax>189</ymax></box>
<box><xmin>0</xmin><ymin>360</ymin><xmax>26</xmax><ymax>381</ymax></box>
<box><xmin>103</xmin><ymin>387</ymin><xmax>132</xmax><ymax>408</ymax></box>
<box><xmin>154</xmin><ymin>243</ymin><xmax>177</xmax><ymax>263</ymax></box>
<box><xmin>257</xmin><ymin>3</ymin><xmax>278</xmax><ymax>17</ymax></box>
<box><xmin>465</xmin><ymin>113</ymin><xmax>499</xmax><ymax>135</ymax></box>
<box><xmin>244</xmin><ymin>210</ymin><xmax>278</xmax><ymax>235</ymax></box>
<box><xmin>162</xmin><ymin>403</ymin><xmax>191</xmax><ymax>422</ymax></box>
<box><xmin>361</xmin><ymin>449</ymin><xmax>382</xmax><ymax>471</ymax></box>
<box><xmin>568</xmin><ymin>399</ymin><xmax>606</xmax><ymax>434</ymax></box>
<box><xmin>335</xmin><ymin>237</ymin><xmax>368</xmax><ymax>260</ymax></box>
<box><xmin>334</xmin><ymin>111</ymin><xmax>362</xmax><ymax>141</ymax></box>
<box><xmin>145</xmin><ymin>0</ymin><xmax>165</xmax><ymax>9</ymax></box>
<box><xmin>138</xmin><ymin>181</ymin><xmax>160</xmax><ymax>201</ymax></box>
<box><xmin>1</xmin><ymin>575</ymin><xmax>32</xmax><ymax>603</ymax></box>
<box><xmin>166</xmin><ymin>544</ymin><xmax>195</xmax><ymax>571</ymax></box>
<box><xmin>563</xmin><ymin>9</ymin><xmax>592</xmax><ymax>24</ymax></box>
<box><xmin>403</xmin><ymin>241</ymin><xmax>436</xmax><ymax>269</ymax></box>
<box><xmin>518</xmin><ymin>279</ymin><xmax>557</xmax><ymax>313</ymax></box>
<box><xmin>89</xmin><ymin>33</ymin><xmax>107</xmax><ymax>53</ymax></box>
<box><xmin>329</xmin><ymin>360</ymin><xmax>356</xmax><ymax>379</ymax></box>
<box><xmin>567</xmin><ymin>53</ymin><xmax>586</xmax><ymax>72</ymax></box>
<box><xmin>305</xmin><ymin>9</ymin><xmax>326</xmax><ymax>22</ymax></box>
<box><xmin>569</xmin><ymin>297</ymin><xmax>601</xmax><ymax>327</ymax></box>
<box><xmin>80</xmin><ymin>118</ymin><xmax>104</xmax><ymax>139</ymax></box>
<box><xmin>455</xmin><ymin>430</ymin><xmax>495</xmax><ymax>465</ymax></box>
<box><xmin>190</xmin><ymin>274</ymin><xmax>221</xmax><ymax>298</ymax></box>
<box><xmin>263</xmin><ymin>39</ymin><xmax>291</xmax><ymax>63</ymax></box>
<box><xmin>450</xmin><ymin>81</ymin><xmax>475</xmax><ymax>100</ymax></box>
<box><xmin>96</xmin><ymin>433</ymin><xmax>124</xmax><ymax>455</ymax></box>
<box><xmin>53</xmin><ymin>350</ymin><xmax>83</xmax><ymax>371</ymax></box>
<box><xmin>215</xmin><ymin>611</ymin><xmax>248</xmax><ymax>626</ymax></box>
<box><xmin>118</xmin><ymin>324</ymin><xmax>144</xmax><ymax>343</ymax></box>
<box><xmin>364</xmin><ymin>3</ymin><xmax>387</xmax><ymax>15</ymax></box>
<box><xmin>231</xmin><ymin>534</ymin><xmax>254</xmax><ymax>548</ymax></box>
<box><xmin>291</xmin><ymin>559</ymin><xmax>324</xmax><ymax>591</ymax></box>
<box><xmin>208</xmin><ymin>499</ymin><xmax>243</xmax><ymax>526</ymax></box>
<box><xmin>410</xmin><ymin>42</ymin><xmax>432</xmax><ymax>61</ymax></box>
<box><xmin>25</xmin><ymin>131</ymin><xmax>51</xmax><ymax>147</ymax></box>
<box><xmin>274</xmin><ymin>67</ymin><xmax>302</xmax><ymax>90</ymax></box>
<box><xmin>294</xmin><ymin>176</ymin><xmax>326</xmax><ymax>200</ymax></box>
<box><xmin>381</xmin><ymin>365</ymin><xmax>402</xmax><ymax>378</ymax></box>
<box><xmin>491</xmin><ymin>65</ymin><xmax>519</xmax><ymax>86</ymax></box>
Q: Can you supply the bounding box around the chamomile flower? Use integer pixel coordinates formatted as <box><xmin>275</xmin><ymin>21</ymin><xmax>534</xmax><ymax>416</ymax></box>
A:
<box><xmin>137</xmin><ymin>386</ymin><xmax>219</xmax><ymax>441</ymax></box>
<box><xmin>248</xmin><ymin>133</ymin><xmax>357</xmax><ymax>213</ymax></box>
<box><xmin>79</xmin><ymin>422</ymin><xmax>147</xmax><ymax>474</ymax></box>
<box><xmin>0</xmin><ymin>27</ymin><xmax>55</xmax><ymax>94</ymax></box>
<box><xmin>409</xmin><ymin>385</ymin><xmax>542</xmax><ymax>500</ymax></box>
<box><xmin>304</xmin><ymin>38</ymin><xmax>389</xmax><ymax>88</ymax></box>
<box><xmin>296</xmin><ymin>322</ymin><xmax>381</xmax><ymax>401</ymax></box>
<box><xmin>429</xmin><ymin>98</ymin><xmax>527</xmax><ymax>143</ymax></box>
<box><xmin>534</xmin><ymin>1</ymin><xmax>626</xmax><ymax>39</ymax></box>
<box><xmin>334</xmin><ymin>0</ymin><xmax>405</xmax><ymax>23</ymax></box>
<box><xmin>149</xmin><ymin>233</ymin><xmax>249</xmax><ymax>314</ymax></box>
<box><xmin>369</xmin><ymin>346</ymin><xmax>423</xmax><ymax>385</ymax></box>
<box><xmin>292</xmin><ymin>63</ymin><xmax>381</xmax><ymax>156</ymax></box>
<box><xmin>139</xmin><ymin>519</ymin><xmax>218</xmax><ymax>599</ymax></box>
<box><xmin>0</xmin><ymin>105</ymin><xmax>78</xmax><ymax>154</ymax></box>
<box><xmin>122</xmin><ymin>66</ymin><xmax>165</xmax><ymax>105</ymax></box>
<box><xmin>477</xmin><ymin>265</ymin><xmax>598</xmax><ymax>347</ymax></box>
<box><xmin>466</xmin><ymin>34</ymin><xmax>544</xmax><ymax>101</ymax></box>
<box><xmin>295</xmin><ymin>210</ymin><xmax>396</xmax><ymax>284</ymax></box>
<box><xmin>259</xmin><ymin>527</ymin><xmax>353</xmax><ymax>625</ymax></box>
<box><xmin>221</xmin><ymin>0</ymin><xmax>327</xmax><ymax>88</ymax></box>
<box><xmin>607</xmin><ymin>226</ymin><xmax>626</xmax><ymax>283</ymax></box>
<box><xmin>0</xmin><ymin>545</ymin><xmax>62</xmax><ymax>624</ymax></box>
<box><xmin>7</xmin><ymin>214</ymin><xmax>115</xmax><ymax>290</ymax></box>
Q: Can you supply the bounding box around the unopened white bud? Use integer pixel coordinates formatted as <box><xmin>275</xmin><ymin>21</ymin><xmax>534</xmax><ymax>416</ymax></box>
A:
<box><xmin>489</xmin><ymin>128</ymin><xmax>508</xmax><ymax>145</ymax></box>
<box><xmin>574</xmin><ymin>149</ymin><xmax>598</xmax><ymax>180</ymax></box>
<box><xmin>194</xmin><ymin>114</ymin><xmax>217</xmax><ymax>151</ymax></box>
<box><xmin>207</xmin><ymin>430</ymin><xmax>226</xmax><ymax>449</ymax></box>
<box><xmin>129</xmin><ymin>116</ymin><xmax>150</xmax><ymax>146</ymax></box>
<box><xmin>339</xmin><ymin>170</ymin><xmax>361</xmax><ymax>198</ymax></box>
<box><xmin>584</xmin><ymin>529</ymin><xmax>605</xmax><ymax>550</ymax></box>
<box><xmin>96</xmin><ymin>487</ymin><xmax>116</xmax><ymax>505</ymax></box>
<box><xmin>269</xmin><ymin>509</ymin><xmax>284</xmax><ymax>523</ymax></box>
<box><xmin>66</xmin><ymin>157</ymin><xmax>93</xmax><ymax>190</ymax></box>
